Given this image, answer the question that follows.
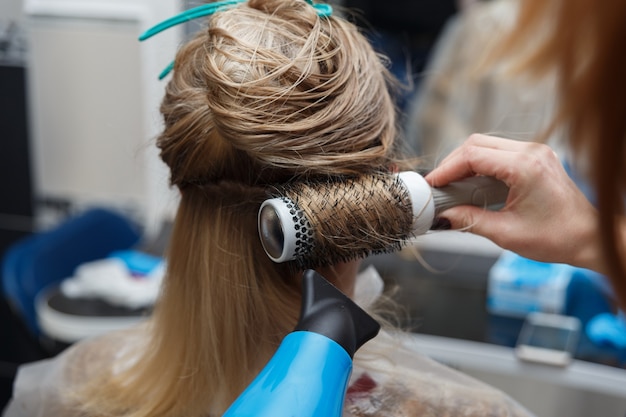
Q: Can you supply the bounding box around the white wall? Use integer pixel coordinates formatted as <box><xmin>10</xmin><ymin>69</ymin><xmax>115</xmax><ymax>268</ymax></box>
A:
<box><xmin>24</xmin><ymin>0</ymin><xmax>183</xmax><ymax>236</ymax></box>
<box><xmin>0</xmin><ymin>0</ymin><xmax>23</xmax><ymax>21</ymax></box>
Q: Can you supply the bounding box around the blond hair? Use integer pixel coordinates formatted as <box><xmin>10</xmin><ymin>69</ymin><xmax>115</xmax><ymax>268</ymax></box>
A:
<box><xmin>77</xmin><ymin>1</ymin><xmax>402</xmax><ymax>416</ymax></box>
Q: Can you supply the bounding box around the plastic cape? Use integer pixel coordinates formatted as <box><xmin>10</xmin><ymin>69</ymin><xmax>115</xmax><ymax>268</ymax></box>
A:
<box><xmin>347</xmin><ymin>331</ymin><xmax>534</xmax><ymax>416</ymax></box>
<box><xmin>3</xmin><ymin>328</ymin><xmax>534</xmax><ymax>417</ymax></box>
<box><xmin>3</xmin><ymin>267</ymin><xmax>534</xmax><ymax>417</ymax></box>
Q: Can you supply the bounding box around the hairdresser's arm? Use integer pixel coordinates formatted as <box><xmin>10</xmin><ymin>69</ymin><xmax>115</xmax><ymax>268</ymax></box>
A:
<box><xmin>425</xmin><ymin>134</ymin><xmax>607</xmax><ymax>274</ymax></box>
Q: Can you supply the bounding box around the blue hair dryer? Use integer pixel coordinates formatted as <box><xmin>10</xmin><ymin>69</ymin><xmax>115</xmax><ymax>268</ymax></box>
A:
<box><xmin>223</xmin><ymin>269</ymin><xmax>381</xmax><ymax>417</ymax></box>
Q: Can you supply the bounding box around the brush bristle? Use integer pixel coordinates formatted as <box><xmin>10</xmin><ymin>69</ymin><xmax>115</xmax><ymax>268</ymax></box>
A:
<box><xmin>277</xmin><ymin>172</ymin><xmax>415</xmax><ymax>269</ymax></box>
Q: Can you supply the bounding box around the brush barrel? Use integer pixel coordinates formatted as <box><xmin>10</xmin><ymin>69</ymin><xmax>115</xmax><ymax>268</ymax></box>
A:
<box><xmin>258</xmin><ymin>172</ymin><xmax>433</xmax><ymax>264</ymax></box>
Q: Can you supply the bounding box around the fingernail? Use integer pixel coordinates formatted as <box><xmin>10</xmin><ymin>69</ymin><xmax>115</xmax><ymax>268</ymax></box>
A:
<box><xmin>431</xmin><ymin>217</ymin><xmax>451</xmax><ymax>230</ymax></box>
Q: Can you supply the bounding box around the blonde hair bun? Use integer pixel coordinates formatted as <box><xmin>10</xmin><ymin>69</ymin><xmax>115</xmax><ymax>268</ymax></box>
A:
<box><xmin>158</xmin><ymin>0</ymin><xmax>398</xmax><ymax>188</ymax></box>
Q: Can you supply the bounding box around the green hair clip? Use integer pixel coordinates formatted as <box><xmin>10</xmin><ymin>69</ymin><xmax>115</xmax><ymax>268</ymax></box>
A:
<box><xmin>139</xmin><ymin>0</ymin><xmax>333</xmax><ymax>80</ymax></box>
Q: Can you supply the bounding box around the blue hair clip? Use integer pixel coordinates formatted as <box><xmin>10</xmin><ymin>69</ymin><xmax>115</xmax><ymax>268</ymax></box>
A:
<box><xmin>138</xmin><ymin>0</ymin><xmax>246</xmax><ymax>42</ymax></box>
<box><xmin>140</xmin><ymin>0</ymin><xmax>333</xmax><ymax>80</ymax></box>
<box><xmin>305</xmin><ymin>0</ymin><xmax>332</xmax><ymax>17</ymax></box>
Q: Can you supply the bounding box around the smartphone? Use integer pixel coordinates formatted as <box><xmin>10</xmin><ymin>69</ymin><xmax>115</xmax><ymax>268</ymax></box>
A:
<box><xmin>515</xmin><ymin>312</ymin><xmax>581</xmax><ymax>367</ymax></box>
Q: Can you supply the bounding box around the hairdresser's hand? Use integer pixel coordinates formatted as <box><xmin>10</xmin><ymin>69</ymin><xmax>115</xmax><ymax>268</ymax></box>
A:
<box><xmin>425</xmin><ymin>134</ymin><xmax>604</xmax><ymax>272</ymax></box>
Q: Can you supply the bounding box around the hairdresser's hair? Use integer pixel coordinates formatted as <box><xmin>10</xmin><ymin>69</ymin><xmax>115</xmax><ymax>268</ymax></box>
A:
<box><xmin>493</xmin><ymin>0</ymin><xmax>626</xmax><ymax>308</ymax></box>
<box><xmin>77</xmin><ymin>1</ymin><xmax>400</xmax><ymax>416</ymax></box>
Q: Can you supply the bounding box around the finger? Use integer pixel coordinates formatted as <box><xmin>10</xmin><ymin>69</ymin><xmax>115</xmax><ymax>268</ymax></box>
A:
<box><xmin>433</xmin><ymin>134</ymin><xmax>544</xmax><ymax>171</ymax></box>
<box><xmin>426</xmin><ymin>146</ymin><xmax>521</xmax><ymax>187</ymax></box>
<box><xmin>432</xmin><ymin>133</ymin><xmax>529</xmax><ymax>165</ymax></box>
<box><xmin>437</xmin><ymin>205</ymin><xmax>510</xmax><ymax>243</ymax></box>
<box><xmin>463</xmin><ymin>134</ymin><xmax>539</xmax><ymax>152</ymax></box>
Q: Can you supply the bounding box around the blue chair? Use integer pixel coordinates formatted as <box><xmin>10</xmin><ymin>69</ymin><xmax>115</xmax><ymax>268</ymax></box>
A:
<box><xmin>1</xmin><ymin>208</ymin><xmax>141</xmax><ymax>337</ymax></box>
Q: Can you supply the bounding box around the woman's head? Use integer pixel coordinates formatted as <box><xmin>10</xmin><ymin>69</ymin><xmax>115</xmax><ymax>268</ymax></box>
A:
<box><xmin>139</xmin><ymin>1</ymin><xmax>400</xmax><ymax>415</ymax></box>
<box><xmin>78</xmin><ymin>3</ymin><xmax>401</xmax><ymax>416</ymax></box>
<box><xmin>158</xmin><ymin>0</ymin><xmax>398</xmax><ymax>189</ymax></box>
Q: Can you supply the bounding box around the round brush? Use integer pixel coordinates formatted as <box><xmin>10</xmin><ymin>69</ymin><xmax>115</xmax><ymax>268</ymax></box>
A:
<box><xmin>258</xmin><ymin>171</ymin><xmax>508</xmax><ymax>268</ymax></box>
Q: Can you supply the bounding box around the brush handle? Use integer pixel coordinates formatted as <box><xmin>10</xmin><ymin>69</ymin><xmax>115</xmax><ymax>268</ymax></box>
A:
<box><xmin>432</xmin><ymin>176</ymin><xmax>509</xmax><ymax>216</ymax></box>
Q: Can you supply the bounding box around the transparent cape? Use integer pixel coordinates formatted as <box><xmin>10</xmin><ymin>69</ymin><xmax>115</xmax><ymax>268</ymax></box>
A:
<box><xmin>3</xmin><ymin>267</ymin><xmax>535</xmax><ymax>417</ymax></box>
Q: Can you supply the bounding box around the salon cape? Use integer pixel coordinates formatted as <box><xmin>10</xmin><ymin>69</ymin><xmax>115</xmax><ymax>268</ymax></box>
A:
<box><xmin>3</xmin><ymin>267</ymin><xmax>534</xmax><ymax>417</ymax></box>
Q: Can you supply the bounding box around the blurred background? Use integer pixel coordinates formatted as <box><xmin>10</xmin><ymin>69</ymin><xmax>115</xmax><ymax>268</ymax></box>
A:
<box><xmin>1</xmin><ymin>0</ymin><xmax>625</xmax><ymax>415</ymax></box>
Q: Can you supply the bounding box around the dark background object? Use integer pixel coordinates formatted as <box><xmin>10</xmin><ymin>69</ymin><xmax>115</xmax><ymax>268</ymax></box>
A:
<box><xmin>342</xmin><ymin>0</ymin><xmax>458</xmax><ymax>111</ymax></box>
<box><xmin>343</xmin><ymin>0</ymin><xmax>458</xmax><ymax>35</ymax></box>
<box><xmin>0</xmin><ymin>61</ymin><xmax>39</xmax><ymax>412</ymax></box>
<box><xmin>0</xmin><ymin>63</ymin><xmax>34</xmax><ymax>254</ymax></box>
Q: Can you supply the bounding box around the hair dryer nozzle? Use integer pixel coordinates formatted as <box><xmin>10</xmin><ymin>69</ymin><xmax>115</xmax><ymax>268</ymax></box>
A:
<box><xmin>297</xmin><ymin>270</ymin><xmax>380</xmax><ymax>357</ymax></box>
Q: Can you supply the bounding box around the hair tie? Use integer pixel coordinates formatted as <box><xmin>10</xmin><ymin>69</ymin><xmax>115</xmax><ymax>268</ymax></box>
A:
<box><xmin>139</xmin><ymin>0</ymin><xmax>333</xmax><ymax>80</ymax></box>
